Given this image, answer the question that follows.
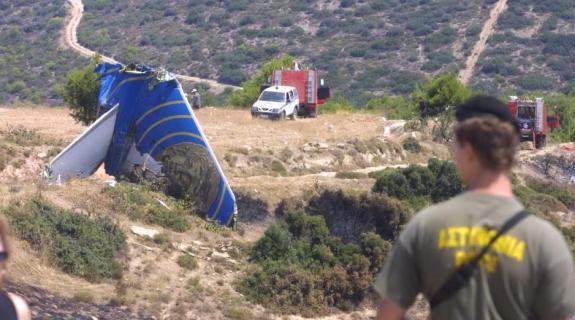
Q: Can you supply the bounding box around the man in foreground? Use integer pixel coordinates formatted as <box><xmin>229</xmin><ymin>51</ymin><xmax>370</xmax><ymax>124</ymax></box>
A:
<box><xmin>374</xmin><ymin>96</ymin><xmax>575</xmax><ymax>319</ymax></box>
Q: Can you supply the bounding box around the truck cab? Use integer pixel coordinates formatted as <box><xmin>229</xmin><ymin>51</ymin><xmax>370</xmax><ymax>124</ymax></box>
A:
<box><xmin>251</xmin><ymin>86</ymin><xmax>299</xmax><ymax>120</ymax></box>
<box><xmin>508</xmin><ymin>96</ymin><xmax>559</xmax><ymax>149</ymax></box>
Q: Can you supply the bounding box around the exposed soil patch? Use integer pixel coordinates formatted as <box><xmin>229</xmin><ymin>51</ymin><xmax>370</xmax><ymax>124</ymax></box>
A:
<box><xmin>6</xmin><ymin>282</ymin><xmax>150</xmax><ymax>320</ymax></box>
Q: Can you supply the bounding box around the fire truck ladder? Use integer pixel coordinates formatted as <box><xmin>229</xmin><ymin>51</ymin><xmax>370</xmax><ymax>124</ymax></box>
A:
<box><xmin>307</xmin><ymin>71</ymin><xmax>315</xmax><ymax>104</ymax></box>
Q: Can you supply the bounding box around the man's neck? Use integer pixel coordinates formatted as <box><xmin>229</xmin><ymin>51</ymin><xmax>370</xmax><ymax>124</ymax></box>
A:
<box><xmin>468</xmin><ymin>170</ymin><xmax>514</xmax><ymax>198</ymax></box>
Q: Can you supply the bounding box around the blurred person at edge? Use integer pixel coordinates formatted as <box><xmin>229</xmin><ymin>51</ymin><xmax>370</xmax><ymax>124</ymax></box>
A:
<box><xmin>373</xmin><ymin>96</ymin><xmax>575</xmax><ymax>320</ymax></box>
<box><xmin>0</xmin><ymin>215</ymin><xmax>31</xmax><ymax>320</ymax></box>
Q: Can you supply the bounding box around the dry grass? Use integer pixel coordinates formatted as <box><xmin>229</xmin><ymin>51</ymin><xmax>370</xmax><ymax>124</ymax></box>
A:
<box><xmin>0</xmin><ymin>105</ymin><xmax>449</xmax><ymax>319</ymax></box>
<box><xmin>7</xmin><ymin>239</ymin><xmax>115</xmax><ymax>303</ymax></box>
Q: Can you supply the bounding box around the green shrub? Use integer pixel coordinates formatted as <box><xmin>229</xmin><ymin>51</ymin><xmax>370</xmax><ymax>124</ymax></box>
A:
<box><xmin>364</xmin><ymin>95</ymin><xmax>417</xmax><ymax>119</ymax></box>
<box><xmin>422</xmin><ymin>51</ymin><xmax>455</xmax><ymax>72</ymax></box>
<box><xmin>3</xmin><ymin>198</ymin><xmax>125</xmax><ymax>282</ymax></box>
<box><xmin>229</xmin><ymin>55</ymin><xmax>294</xmax><ymax>108</ymax></box>
<box><xmin>498</xmin><ymin>11</ymin><xmax>533</xmax><ymax>30</ymax></box>
<box><xmin>543</xmin><ymin>94</ymin><xmax>575</xmax><ymax>143</ymax></box>
<box><xmin>2</xmin><ymin>127</ymin><xmax>47</xmax><ymax>146</ymax></box>
<box><xmin>525</xmin><ymin>178</ymin><xmax>575</xmax><ymax>209</ymax></box>
<box><xmin>514</xmin><ymin>185</ymin><xmax>568</xmax><ymax>220</ymax></box>
<box><xmin>102</xmin><ymin>183</ymin><xmax>191</xmax><ymax>232</ymax></box>
<box><xmin>153</xmin><ymin>232</ymin><xmax>172</xmax><ymax>245</ymax></box>
<box><xmin>305</xmin><ymin>189</ymin><xmax>411</xmax><ymax>243</ymax></box>
<box><xmin>271</xmin><ymin>160</ymin><xmax>288</xmax><ymax>176</ymax></box>
<box><xmin>177</xmin><ymin>254</ymin><xmax>199</xmax><ymax>270</ymax></box>
<box><xmin>372</xmin><ymin>170</ymin><xmax>411</xmax><ymax>198</ymax></box>
<box><xmin>238</xmin><ymin>209</ymin><xmax>390</xmax><ymax>316</ymax></box>
<box><xmin>413</xmin><ymin>74</ymin><xmax>471</xmax><ymax>117</ymax></box>
<box><xmin>427</xmin><ymin>158</ymin><xmax>464</xmax><ymax>202</ymax></box>
<box><xmin>515</xmin><ymin>74</ymin><xmax>556</xmax><ymax>91</ymax></box>
<box><xmin>335</xmin><ymin>171</ymin><xmax>368</xmax><ymax>179</ymax></box>
<box><xmin>60</xmin><ymin>56</ymin><xmax>102</xmax><ymax>125</ymax></box>
<box><xmin>402</xmin><ymin>137</ymin><xmax>422</xmax><ymax>153</ymax></box>
<box><xmin>320</xmin><ymin>95</ymin><xmax>355</xmax><ymax>114</ymax></box>
<box><xmin>561</xmin><ymin>226</ymin><xmax>575</xmax><ymax>258</ymax></box>
<box><xmin>372</xmin><ymin>159</ymin><xmax>463</xmax><ymax>205</ymax></box>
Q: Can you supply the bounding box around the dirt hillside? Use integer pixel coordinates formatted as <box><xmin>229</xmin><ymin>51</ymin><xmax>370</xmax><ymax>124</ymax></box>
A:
<box><xmin>0</xmin><ymin>105</ymin><xmax>439</xmax><ymax>319</ymax></box>
<box><xmin>1</xmin><ymin>105</ymin><xmax>573</xmax><ymax>319</ymax></box>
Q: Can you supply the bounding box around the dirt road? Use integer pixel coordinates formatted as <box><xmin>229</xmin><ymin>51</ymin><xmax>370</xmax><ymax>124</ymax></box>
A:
<box><xmin>61</xmin><ymin>0</ymin><xmax>240</xmax><ymax>93</ymax></box>
<box><xmin>458</xmin><ymin>0</ymin><xmax>508</xmax><ymax>84</ymax></box>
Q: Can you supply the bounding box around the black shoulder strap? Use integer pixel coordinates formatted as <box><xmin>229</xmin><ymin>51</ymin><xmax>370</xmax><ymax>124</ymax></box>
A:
<box><xmin>429</xmin><ymin>209</ymin><xmax>530</xmax><ymax>309</ymax></box>
<box><xmin>0</xmin><ymin>290</ymin><xmax>18</xmax><ymax>320</ymax></box>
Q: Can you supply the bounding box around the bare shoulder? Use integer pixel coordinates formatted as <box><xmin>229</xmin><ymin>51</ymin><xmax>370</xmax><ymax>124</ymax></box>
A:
<box><xmin>7</xmin><ymin>293</ymin><xmax>31</xmax><ymax>320</ymax></box>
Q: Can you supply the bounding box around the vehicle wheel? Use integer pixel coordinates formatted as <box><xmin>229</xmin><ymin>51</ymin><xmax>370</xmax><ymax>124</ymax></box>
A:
<box><xmin>290</xmin><ymin>107</ymin><xmax>298</xmax><ymax>120</ymax></box>
<box><xmin>309</xmin><ymin>109</ymin><xmax>317</xmax><ymax>118</ymax></box>
<box><xmin>279</xmin><ymin>111</ymin><xmax>286</xmax><ymax>120</ymax></box>
<box><xmin>535</xmin><ymin>134</ymin><xmax>546</xmax><ymax>149</ymax></box>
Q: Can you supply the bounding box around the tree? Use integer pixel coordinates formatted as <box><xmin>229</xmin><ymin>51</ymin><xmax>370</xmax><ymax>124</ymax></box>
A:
<box><xmin>413</xmin><ymin>73</ymin><xmax>471</xmax><ymax>116</ymax></box>
<box><xmin>229</xmin><ymin>54</ymin><xmax>295</xmax><ymax>108</ymax></box>
<box><xmin>60</xmin><ymin>55</ymin><xmax>101</xmax><ymax>125</ymax></box>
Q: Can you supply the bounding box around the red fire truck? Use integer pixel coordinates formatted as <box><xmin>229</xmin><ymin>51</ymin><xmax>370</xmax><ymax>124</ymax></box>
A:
<box><xmin>507</xmin><ymin>96</ymin><xmax>560</xmax><ymax>149</ymax></box>
<box><xmin>261</xmin><ymin>66</ymin><xmax>331</xmax><ymax>117</ymax></box>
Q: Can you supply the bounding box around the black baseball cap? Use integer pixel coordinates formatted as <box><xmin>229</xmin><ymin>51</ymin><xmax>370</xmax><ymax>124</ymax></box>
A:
<box><xmin>455</xmin><ymin>95</ymin><xmax>520</xmax><ymax>133</ymax></box>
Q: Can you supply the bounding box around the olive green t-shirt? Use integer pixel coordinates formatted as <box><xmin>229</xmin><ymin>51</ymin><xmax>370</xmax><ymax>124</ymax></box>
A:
<box><xmin>374</xmin><ymin>192</ymin><xmax>575</xmax><ymax>320</ymax></box>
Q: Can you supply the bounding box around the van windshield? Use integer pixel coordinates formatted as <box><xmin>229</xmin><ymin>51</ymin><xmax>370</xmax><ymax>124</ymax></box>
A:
<box><xmin>259</xmin><ymin>91</ymin><xmax>285</xmax><ymax>102</ymax></box>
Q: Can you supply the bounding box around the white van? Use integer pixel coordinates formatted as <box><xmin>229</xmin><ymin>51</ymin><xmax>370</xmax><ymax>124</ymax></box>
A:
<box><xmin>251</xmin><ymin>86</ymin><xmax>299</xmax><ymax>120</ymax></box>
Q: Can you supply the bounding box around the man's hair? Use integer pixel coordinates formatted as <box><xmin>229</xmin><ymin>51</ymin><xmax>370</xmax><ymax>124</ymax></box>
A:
<box><xmin>455</xmin><ymin>116</ymin><xmax>519</xmax><ymax>171</ymax></box>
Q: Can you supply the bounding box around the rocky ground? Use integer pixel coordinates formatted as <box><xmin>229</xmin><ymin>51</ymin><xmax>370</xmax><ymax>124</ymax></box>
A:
<box><xmin>7</xmin><ymin>282</ymin><xmax>150</xmax><ymax>320</ymax></box>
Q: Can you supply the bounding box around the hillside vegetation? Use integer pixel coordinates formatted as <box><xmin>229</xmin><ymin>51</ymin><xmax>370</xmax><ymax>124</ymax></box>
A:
<box><xmin>0</xmin><ymin>0</ymin><xmax>86</xmax><ymax>105</ymax></box>
<box><xmin>238</xmin><ymin>162</ymin><xmax>575</xmax><ymax>316</ymax></box>
<box><xmin>3</xmin><ymin>0</ymin><xmax>575</xmax><ymax>106</ymax></box>
<box><xmin>474</xmin><ymin>0</ymin><xmax>575</xmax><ymax>94</ymax></box>
<box><xmin>76</xmin><ymin>0</ymin><xmax>492</xmax><ymax>105</ymax></box>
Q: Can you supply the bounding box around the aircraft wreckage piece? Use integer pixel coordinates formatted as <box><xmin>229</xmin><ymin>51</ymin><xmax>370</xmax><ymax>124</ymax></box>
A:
<box><xmin>46</xmin><ymin>63</ymin><xmax>237</xmax><ymax>225</ymax></box>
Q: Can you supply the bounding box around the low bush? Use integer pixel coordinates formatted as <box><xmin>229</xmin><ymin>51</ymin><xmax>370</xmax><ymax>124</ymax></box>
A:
<box><xmin>1</xmin><ymin>127</ymin><xmax>47</xmax><ymax>146</ymax></box>
<box><xmin>237</xmin><ymin>209</ymin><xmax>392</xmax><ymax>316</ymax></box>
<box><xmin>320</xmin><ymin>95</ymin><xmax>355</xmax><ymax>114</ymax></box>
<box><xmin>525</xmin><ymin>178</ymin><xmax>575</xmax><ymax>209</ymax></box>
<box><xmin>372</xmin><ymin>159</ymin><xmax>463</xmax><ymax>205</ymax></box>
<box><xmin>428</xmin><ymin>158</ymin><xmax>464</xmax><ymax>202</ymax></box>
<box><xmin>271</xmin><ymin>160</ymin><xmax>288</xmax><ymax>176</ymax></box>
<box><xmin>364</xmin><ymin>95</ymin><xmax>417</xmax><ymax>120</ymax></box>
<box><xmin>3</xmin><ymin>198</ymin><xmax>125</xmax><ymax>282</ymax></box>
<box><xmin>229</xmin><ymin>55</ymin><xmax>294</xmax><ymax>108</ymax></box>
<box><xmin>561</xmin><ymin>226</ymin><xmax>575</xmax><ymax>258</ymax></box>
<box><xmin>102</xmin><ymin>183</ymin><xmax>191</xmax><ymax>232</ymax></box>
<box><xmin>335</xmin><ymin>171</ymin><xmax>368</xmax><ymax>179</ymax></box>
<box><xmin>514</xmin><ymin>185</ymin><xmax>568</xmax><ymax>220</ymax></box>
<box><xmin>305</xmin><ymin>189</ymin><xmax>412</xmax><ymax>243</ymax></box>
<box><xmin>177</xmin><ymin>254</ymin><xmax>199</xmax><ymax>270</ymax></box>
<box><xmin>402</xmin><ymin>137</ymin><xmax>422</xmax><ymax>153</ymax></box>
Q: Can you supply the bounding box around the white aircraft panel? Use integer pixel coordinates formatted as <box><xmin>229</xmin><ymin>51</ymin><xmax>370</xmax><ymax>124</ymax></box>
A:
<box><xmin>45</xmin><ymin>105</ymin><xmax>118</xmax><ymax>183</ymax></box>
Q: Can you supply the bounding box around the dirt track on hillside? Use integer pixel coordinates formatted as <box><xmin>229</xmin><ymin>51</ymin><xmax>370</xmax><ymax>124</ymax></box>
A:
<box><xmin>61</xmin><ymin>0</ymin><xmax>240</xmax><ymax>93</ymax></box>
<box><xmin>458</xmin><ymin>0</ymin><xmax>508</xmax><ymax>84</ymax></box>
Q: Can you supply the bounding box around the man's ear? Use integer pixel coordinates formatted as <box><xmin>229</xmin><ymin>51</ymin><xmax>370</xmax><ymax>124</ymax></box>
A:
<box><xmin>461</xmin><ymin>141</ymin><xmax>476</xmax><ymax>162</ymax></box>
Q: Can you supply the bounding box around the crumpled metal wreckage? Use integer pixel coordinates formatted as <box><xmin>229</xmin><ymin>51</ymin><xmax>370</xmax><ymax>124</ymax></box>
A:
<box><xmin>45</xmin><ymin>63</ymin><xmax>237</xmax><ymax>226</ymax></box>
